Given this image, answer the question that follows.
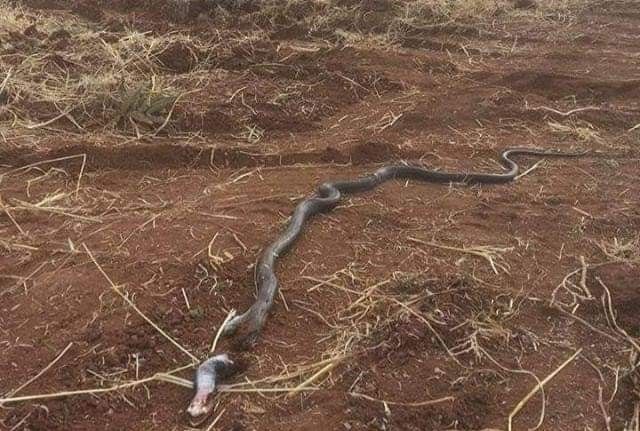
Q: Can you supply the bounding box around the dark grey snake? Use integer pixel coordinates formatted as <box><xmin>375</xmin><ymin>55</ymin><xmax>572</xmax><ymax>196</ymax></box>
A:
<box><xmin>187</xmin><ymin>147</ymin><xmax>587</xmax><ymax>420</ymax></box>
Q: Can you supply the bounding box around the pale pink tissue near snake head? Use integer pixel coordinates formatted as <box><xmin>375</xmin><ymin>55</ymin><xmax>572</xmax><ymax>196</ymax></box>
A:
<box><xmin>187</xmin><ymin>353</ymin><xmax>233</xmax><ymax>418</ymax></box>
<box><xmin>187</xmin><ymin>390</ymin><xmax>212</xmax><ymax>417</ymax></box>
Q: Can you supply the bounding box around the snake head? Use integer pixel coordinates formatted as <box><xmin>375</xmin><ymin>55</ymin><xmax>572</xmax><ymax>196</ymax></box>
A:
<box><xmin>187</xmin><ymin>389</ymin><xmax>214</xmax><ymax>419</ymax></box>
<box><xmin>187</xmin><ymin>354</ymin><xmax>234</xmax><ymax>423</ymax></box>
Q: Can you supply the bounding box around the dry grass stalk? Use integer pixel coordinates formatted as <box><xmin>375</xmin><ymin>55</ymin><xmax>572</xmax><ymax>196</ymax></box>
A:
<box><xmin>408</xmin><ymin>236</ymin><xmax>513</xmax><ymax>274</ymax></box>
<box><xmin>548</xmin><ymin>120</ymin><xmax>604</xmax><ymax>144</ymax></box>
<box><xmin>389</xmin><ymin>296</ymin><xmax>462</xmax><ymax>366</ymax></box>
<box><xmin>83</xmin><ymin>243</ymin><xmax>199</xmax><ymax>363</ymax></box>
<box><xmin>9</xmin><ymin>196</ymin><xmax>100</xmax><ymax>223</ymax></box>
<box><xmin>3</xmin><ymin>342</ymin><xmax>74</xmax><ymax>400</ymax></box>
<box><xmin>553</xmin><ymin>306</ymin><xmax>621</xmax><ymax>344</ymax></box>
<box><xmin>0</xmin><ymin>364</ymin><xmax>320</xmax><ymax>406</ymax></box>
<box><xmin>286</xmin><ymin>360</ymin><xmax>338</xmax><ymax>397</ymax></box>
<box><xmin>507</xmin><ymin>348</ymin><xmax>582</xmax><ymax>431</ymax></box>
<box><xmin>0</xmin><ymin>364</ymin><xmax>194</xmax><ymax>405</ymax></box>
<box><xmin>0</xmin><ymin>198</ymin><xmax>26</xmax><ymax>235</ymax></box>
<box><xmin>350</xmin><ymin>392</ymin><xmax>454</xmax><ymax>407</ymax></box>
<box><xmin>210</xmin><ymin>309</ymin><xmax>237</xmax><ymax>353</ymax></box>
<box><xmin>598</xmin><ymin>278</ymin><xmax>640</xmax><ymax>355</ymax></box>
<box><xmin>526</xmin><ymin>103</ymin><xmax>601</xmax><ymax>117</ymax></box>
<box><xmin>0</xmin><ymin>3</ymin><xmax>212</xmax><ymax>133</ymax></box>
<box><xmin>205</xmin><ymin>408</ymin><xmax>226</xmax><ymax>431</ymax></box>
<box><xmin>598</xmin><ymin>385</ymin><xmax>612</xmax><ymax>431</ymax></box>
<box><xmin>0</xmin><ymin>154</ymin><xmax>87</xmax><ymax>195</ymax></box>
<box><xmin>233</xmin><ymin>355</ymin><xmax>350</xmax><ymax>388</ymax></box>
<box><xmin>515</xmin><ymin>159</ymin><xmax>545</xmax><ymax>179</ymax></box>
<box><xmin>596</xmin><ymin>237</ymin><xmax>639</xmax><ymax>264</ymax></box>
<box><xmin>472</xmin><ymin>345</ymin><xmax>547</xmax><ymax>430</ymax></box>
<box><xmin>550</xmin><ymin>255</ymin><xmax>593</xmax><ymax>307</ymax></box>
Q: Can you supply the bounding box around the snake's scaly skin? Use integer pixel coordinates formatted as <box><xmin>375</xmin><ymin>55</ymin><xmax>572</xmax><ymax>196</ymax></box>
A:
<box><xmin>188</xmin><ymin>147</ymin><xmax>586</xmax><ymax>419</ymax></box>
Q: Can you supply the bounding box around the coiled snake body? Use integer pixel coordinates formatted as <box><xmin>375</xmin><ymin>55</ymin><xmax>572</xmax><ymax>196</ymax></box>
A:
<box><xmin>188</xmin><ymin>147</ymin><xmax>586</xmax><ymax>419</ymax></box>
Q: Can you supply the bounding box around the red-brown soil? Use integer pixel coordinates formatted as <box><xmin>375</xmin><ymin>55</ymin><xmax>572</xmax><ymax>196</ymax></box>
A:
<box><xmin>1</xmin><ymin>1</ymin><xmax>639</xmax><ymax>430</ymax></box>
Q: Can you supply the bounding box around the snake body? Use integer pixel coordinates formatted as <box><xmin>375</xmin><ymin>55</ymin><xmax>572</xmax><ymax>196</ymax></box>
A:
<box><xmin>188</xmin><ymin>147</ymin><xmax>586</xmax><ymax>419</ymax></box>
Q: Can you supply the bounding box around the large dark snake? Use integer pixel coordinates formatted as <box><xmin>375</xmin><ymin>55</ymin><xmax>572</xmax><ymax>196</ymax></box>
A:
<box><xmin>187</xmin><ymin>147</ymin><xmax>587</xmax><ymax>419</ymax></box>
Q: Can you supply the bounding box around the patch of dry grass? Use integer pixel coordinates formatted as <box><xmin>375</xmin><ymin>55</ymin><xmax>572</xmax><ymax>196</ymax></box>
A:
<box><xmin>0</xmin><ymin>0</ymin><xmax>593</xmax><ymax>138</ymax></box>
<box><xmin>244</xmin><ymin>0</ymin><xmax>590</xmax><ymax>41</ymax></box>
<box><xmin>0</xmin><ymin>2</ymin><xmax>215</xmax><ymax>133</ymax></box>
<box><xmin>548</xmin><ymin>119</ymin><xmax>605</xmax><ymax>144</ymax></box>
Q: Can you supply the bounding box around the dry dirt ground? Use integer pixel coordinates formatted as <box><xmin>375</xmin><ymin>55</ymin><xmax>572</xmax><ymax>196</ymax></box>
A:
<box><xmin>1</xmin><ymin>0</ymin><xmax>639</xmax><ymax>430</ymax></box>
